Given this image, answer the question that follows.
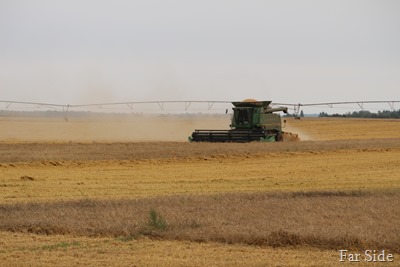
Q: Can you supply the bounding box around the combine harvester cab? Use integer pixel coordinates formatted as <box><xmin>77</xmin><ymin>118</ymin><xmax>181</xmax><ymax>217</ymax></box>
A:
<box><xmin>189</xmin><ymin>100</ymin><xmax>299</xmax><ymax>142</ymax></box>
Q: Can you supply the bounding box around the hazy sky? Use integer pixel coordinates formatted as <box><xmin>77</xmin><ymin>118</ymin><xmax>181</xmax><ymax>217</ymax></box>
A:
<box><xmin>1</xmin><ymin>0</ymin><xmax>399</xmax><ymax>111</ymax></box>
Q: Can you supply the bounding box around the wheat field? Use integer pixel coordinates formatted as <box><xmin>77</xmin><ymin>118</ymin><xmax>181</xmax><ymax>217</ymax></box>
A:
<box><xmin>0</xmin><ymin>116</ymin><xmax>400</xmax><ymax>266</ymax></box>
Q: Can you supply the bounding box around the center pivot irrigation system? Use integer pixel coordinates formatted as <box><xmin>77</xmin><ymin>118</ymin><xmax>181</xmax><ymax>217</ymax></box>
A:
<box><xmin>1</xmin><ymin>100</ymin><xmax>399</xmax><ymax>119</ymax></box>
<box><xmin>1</xmin><ymin>99</ymin><xmax>398</xmax><ymax>143</ymax></box>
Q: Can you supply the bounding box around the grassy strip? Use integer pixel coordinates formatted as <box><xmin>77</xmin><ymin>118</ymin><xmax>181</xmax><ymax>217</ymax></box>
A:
<box><xmin>0</xmin><ymin>190</ymin><xmax>399</xmax><ymax>252</ymax></box>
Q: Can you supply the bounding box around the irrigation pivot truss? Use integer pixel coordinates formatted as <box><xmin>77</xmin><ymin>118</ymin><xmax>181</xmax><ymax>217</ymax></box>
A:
<box><xmin>1</xmin><ymin>100</ymin><xmax>399</xmax><ymax>118</ymax></box>
<box><xmin>0</xmin><ymin>100</ymin><xmax>233</xmax><ymax>118</ymax></box>
<box><xmin>69</xmin><ymin>100</ymin><xmax>232</xmax><ymax>112</ymax></box>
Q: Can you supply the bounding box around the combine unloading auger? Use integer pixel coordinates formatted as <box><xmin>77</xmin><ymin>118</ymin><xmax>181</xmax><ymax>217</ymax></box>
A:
<box><xmin>189</xmin><ymin>100</ymin><xmax>299</xmax><ymax>142</ymax></box>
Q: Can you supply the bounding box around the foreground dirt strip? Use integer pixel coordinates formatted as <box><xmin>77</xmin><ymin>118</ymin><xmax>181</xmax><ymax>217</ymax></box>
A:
<box><xmin>3</xmin><ymin>232</ymin><xmax>379</xmax><ymax>267</ymax></box>
<box><xmin>1</xmin><ymin>148</ymin><xmax>399</xmax><ymax>203</ymax></box>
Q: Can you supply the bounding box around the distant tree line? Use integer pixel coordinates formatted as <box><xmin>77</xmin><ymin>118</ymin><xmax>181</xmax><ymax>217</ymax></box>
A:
<box><xmin>319</xmin><ymin>109</ymin><xmax>400</xmax><ymax>119</ymax></box>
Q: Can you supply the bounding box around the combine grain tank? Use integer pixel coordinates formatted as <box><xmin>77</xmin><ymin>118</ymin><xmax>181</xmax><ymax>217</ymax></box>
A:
<box><xmin>189</xmin><ymin>100</ymin><xmax>298</xmax><ymax>142</ymax></box>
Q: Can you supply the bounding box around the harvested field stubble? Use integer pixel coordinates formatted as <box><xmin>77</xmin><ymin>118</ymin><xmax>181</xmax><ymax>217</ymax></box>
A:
<box><xmin>1</xmin><ymin>191</ymin><xmax>399</xmax><ymax>253</ymax></box>
<box><xmin>1</xmin><ymin>148</ymin><xmax>400</xmax><ymax>203</ymax></box>
<box><xmin>1</xmin><ymin>138</ymin><xmax>400</xmax><ymax>163</ymax></box>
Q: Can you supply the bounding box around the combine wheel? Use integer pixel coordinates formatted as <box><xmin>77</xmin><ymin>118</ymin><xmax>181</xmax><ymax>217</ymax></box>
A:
<box><xmin>275</xmin><ymin>132</ymin><xmax>283</xmax><ymax>142</ymax></box>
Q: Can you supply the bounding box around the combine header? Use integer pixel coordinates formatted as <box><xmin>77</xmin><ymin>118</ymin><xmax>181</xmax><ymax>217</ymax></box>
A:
<box><xmin>189</xmin><ymin>100</ymin><xmax>298</xmax><ymax>142</ymax></box>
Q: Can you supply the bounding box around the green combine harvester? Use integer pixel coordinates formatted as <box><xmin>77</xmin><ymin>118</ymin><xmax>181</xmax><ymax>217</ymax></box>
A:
<box><xmin>189</xmin><ymin>100</ymin><xmax>298</xmax><ymax>142</ymax></box>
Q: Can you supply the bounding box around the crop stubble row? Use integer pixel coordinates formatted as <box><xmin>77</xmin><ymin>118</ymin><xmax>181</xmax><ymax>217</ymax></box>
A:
<box><xmin>1</xmin><ymin>145</ymin><xmax>400</xmax><ymax>203</ymax></box>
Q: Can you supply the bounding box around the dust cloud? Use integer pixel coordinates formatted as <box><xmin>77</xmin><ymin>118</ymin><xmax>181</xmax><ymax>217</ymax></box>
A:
<box><xmin>283</xmin><ymin>122</ymin><xmax>314</xmax><ymax>141</ymax></box>
<box><xmin>0</xmin><ymin>114</ymin><xmax>312</xmax><ymax>143</ymax></box>
<box><xmin>0</xmin><ymin>114</ymin><xmax>231</xmax><ymax>143</ymax></box>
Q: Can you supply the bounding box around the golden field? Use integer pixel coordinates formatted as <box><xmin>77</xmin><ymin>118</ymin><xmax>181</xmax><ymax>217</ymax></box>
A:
<box><xmin>0</xmin><ymin>116</ymin><xmax>400</xmax><ymax>266</ymax></box>
<box><xmin>286</xmin><ymin>117</ymin><xmax>400</xmax><ymax>141</ymax></box>
<box><xmin>1</xmin><ymin>115</ymin><xmax>400</xmax><ymax>143</ymax></box>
